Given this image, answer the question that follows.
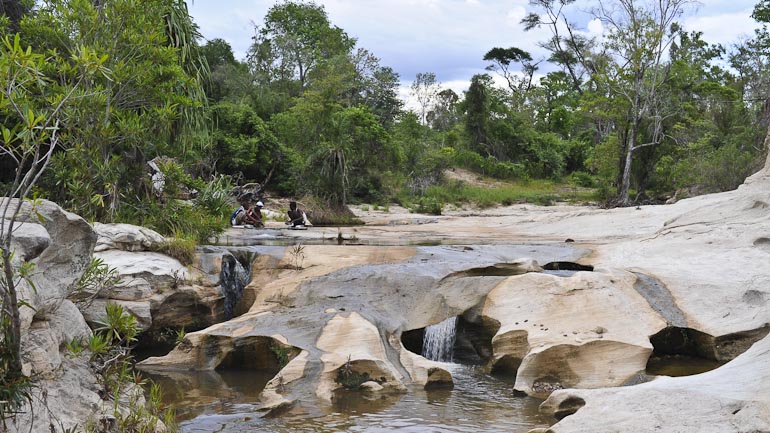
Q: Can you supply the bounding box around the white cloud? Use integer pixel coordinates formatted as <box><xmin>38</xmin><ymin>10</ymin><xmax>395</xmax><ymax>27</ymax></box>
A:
<box><xmin>682</xmin><ymin>9</ymin><xmax>756</xmax><ymax>46</ymax></box>
<box><xmin>587</xmin><ymin>18</ymin><xmax>603</xmax><ymax>37</ymax></box>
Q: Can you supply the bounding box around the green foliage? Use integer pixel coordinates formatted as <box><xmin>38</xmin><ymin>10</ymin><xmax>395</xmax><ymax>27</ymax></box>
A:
<box><xmin>72</xmin><ymin>258</ymin><xmax>122</xmax><ymax>304</ymax></box>
<box><xmin>65</xmin><ymin>337</ymin><xmax>86</xmax><ymax>358</ymax></box>
<box><xmin>417</xmin><ymin>178</ymin><xmax>596</xmax><ymax>209</ymax></box>
<box><xmin>94</xmin><ymin>303</ymin><xmax>139</xmax><ymax>347</ymax></box>
<box><xmin>335</xmin><ymin>356</ymin><xmax>375</xmax><ymax>389</ymax></box>
<box><xmin>270</xmin><ymin>342</ymin><xmax>292</xmax><ymax>369</ymax></box>
<box><xmin>117</xmin><ymin>197</ymin><xmax>226</xmax><ymax>243</ymax></box>
<box><xmin>453</xmin><ymin>150</ymin><xmax>528</xmax><ymax>180</ymax></box>
<box><xmin>21</xmin><ymin>0</ymin><xmax>212</xmax><ymax>224</ymax></box>
<box><xmin>413</xmin><ymin>197</ymin><xmax>443</xmax><ymax>215</ymax></box>
<box><xmin>174</xmin><ymin>327</ymin><xmax>187</xmax><ymax>346</ymax></box>
<box><xmin>0</xmin><ymin>317</ymin><xmax>32</xmax><ymax>426</ymax></box>
<box><xmin>86</xmin><ymin>333</ymin><xmax>110</xmax><ymax>356</ymax></box>
<box><xmin>155</xmin><ymin>237</ymin><xmax>196</xmax><ymax>266</ymax></box>
<box><xmin>569</xmin><ymin>171</ymin><xmax>596</xmax><ymax>188</ymax></box>
<box><xmin>211</xmin><ymin>102</ymin><xmax>284</xmax><ymax>182</ymax></box>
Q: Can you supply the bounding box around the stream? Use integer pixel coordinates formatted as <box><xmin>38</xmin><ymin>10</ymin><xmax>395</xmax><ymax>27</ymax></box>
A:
<box><xmin>146</xmin><ymin>363</ymin><xmax>550</xmax><ymax>433</ymax></box>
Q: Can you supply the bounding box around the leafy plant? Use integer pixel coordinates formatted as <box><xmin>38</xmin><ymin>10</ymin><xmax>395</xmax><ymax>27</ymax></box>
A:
<box><xmin>86</xmin><ymin>333</ymin><xmax>110</xmax><ymax>356</ymax></box>
<box><xmin>65</xmin><ymin>337</ymin><xmax>86</xmax><ymax>357</ymax></box>
<box><xmin>335</xmin><ymin>355</ymin><xmax>375</xmax><ymax>389</ymax></box>
<box><xmin>94</xmin><ymin>303</ymin><xmax>139</xmax><ymax>347</ymax></box>
<box><xmin>175</xmin><ymin>327</ymin><xmax>187</xmax><ymax>346</ymax></box>
<box><xmin>71</xmin><ymin>258</ymin><xmax>122</xmax><ymax>306</ymax></box>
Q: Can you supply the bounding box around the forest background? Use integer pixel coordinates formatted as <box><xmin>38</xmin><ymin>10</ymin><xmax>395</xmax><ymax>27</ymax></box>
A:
<box><xmin>1</xmin><ymin>0</ymin><xmax>770</xmax><ymax>242</ymax></box>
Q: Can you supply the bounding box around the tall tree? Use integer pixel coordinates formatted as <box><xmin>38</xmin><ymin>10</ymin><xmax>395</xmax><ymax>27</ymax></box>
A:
<box><xmin>20</xmin><ymin>0</ymin><xmax>210</xmax><ymax>220</ymax></box>
<box><xmin>522</xmin><ymin>0</ymin><xmax>595</xmax><ymax>94</ymax></box>
<box><xmin>594</xmin><ymin>0</ymin><xmax>691</xmax><ymax>205</ymax></box>
<box><xmin>411</xmin><ymin>72</ymin><xmax>440</xmax><ymax>125</ymax></box>
<box><xmin>464</xmin><ymin>74</ymin><xmax>491</xmax><ymax>154</ymax></box>
<box><xmin>483</xmin><ymin>46</ymin><xmax>539</xmax><ymax>94</ymax></box>
<box><xmin>249</xmin><ymin>0</ymin><xmax>354</xmax><ymax>94</ymax></box>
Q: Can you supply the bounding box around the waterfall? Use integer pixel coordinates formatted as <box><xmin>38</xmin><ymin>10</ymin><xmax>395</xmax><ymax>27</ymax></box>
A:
<box><xmin>422</xmin><ymin>316</ymin><xmax>458</xmax><ymax>362</ymax></box>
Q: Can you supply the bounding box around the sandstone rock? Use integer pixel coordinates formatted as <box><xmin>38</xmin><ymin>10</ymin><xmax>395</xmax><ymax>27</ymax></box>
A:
<box><xmin>316</xmin><ymin>312</ymin><xmax>405</xmax><ymax>402</ymax></box>
<box><xmin>8</xmin><ymin>357</ymin><xmax>104</xmax><ymax>433</ymax></box>
<box><xmin>93</xmin><ymin>222</ymin><xmax>165</xmax><ymax>252</ymax></box>
<box><xmin>360</xmin><ymin>381</ymin><xmax>384</xmax><ymax>391</ymax></box>
<box><xmin>259</xmin><ymin>349</ymin><xmax>310</xmax><ymax>414</ymax></box>
<box><xmin>95</xmin><ymin>250</ymin><xmax>189</xmax><ymax>288</ymax></box>
<box><xmin>540</xmin><ymin>333</ymin><xmax>770</xmax><ymax>433</ymax></box>
<box><xmin>21</xmin><ymin>320</ymin><xmax>61</xmax><ymax>377</ymax></box>
<box><xmin>9</xmin><ymin>222</ymin><xmax>50</xmax><ymax>261</ymax></box>
<box><xmin>396</xmin><ymin>335</ymin><xmax>453</xmax><ymax>389</ymax></box>
<box><xmin>7</xmin><ymin>200</ymin><xmax>96</xmax><ymax>336</ymax></box>
<box><xmin>480</xmin><ymin>269</ymin><xmax>666</xmax><ymax>397</ymax></box>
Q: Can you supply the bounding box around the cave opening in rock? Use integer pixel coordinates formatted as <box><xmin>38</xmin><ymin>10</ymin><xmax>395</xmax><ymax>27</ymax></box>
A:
<box><xmin>402</xmin><ymin>315</ymin><xmax>495</xmax><ymax>365</ymax></box>
<box><xmin>646</xmin><ymin>326</ymin><xmax>720</xmax><ymax>376</ymax></box>
<box><xmin>542</xmin><ymin>262</ymin><xmax>594</xmax><ymax>272</ymax></box>
<box><xmin>216</xmin><ymin>336</ymin><xmax>300</xmax><ymax>374</ymax></box>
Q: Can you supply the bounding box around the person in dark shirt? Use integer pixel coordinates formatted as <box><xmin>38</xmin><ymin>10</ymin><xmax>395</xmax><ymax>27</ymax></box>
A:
<box><xmin>287</xmin><ymin>201</ymin><xmax>304</xmax><ymax>227</ymax></box>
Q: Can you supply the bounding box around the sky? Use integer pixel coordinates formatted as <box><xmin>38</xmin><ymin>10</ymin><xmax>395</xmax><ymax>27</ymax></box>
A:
<box><xmin>187</xmin><ymin>0</ymin><xmax>761</xmax><ymax>100</ymax></box>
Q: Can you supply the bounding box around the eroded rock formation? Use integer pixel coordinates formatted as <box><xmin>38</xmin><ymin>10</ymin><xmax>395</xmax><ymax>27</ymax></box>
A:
<box><xmin>139</xmin><ymin>245</ymin><xmax>583</xmax><ymax>413</ymax></box>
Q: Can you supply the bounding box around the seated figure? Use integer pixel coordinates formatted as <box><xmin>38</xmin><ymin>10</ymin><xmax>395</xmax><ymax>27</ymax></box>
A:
<box><xmin>287</xmin><ymin>201</ymin><xmax>311</xmax><ymax>228</ymax></box>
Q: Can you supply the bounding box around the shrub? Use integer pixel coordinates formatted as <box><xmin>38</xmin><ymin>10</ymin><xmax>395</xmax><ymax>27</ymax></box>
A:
<box><xmin>569</xmin><ymin>171</ymin><xmax>596</xmax><ymax>188</ymax></box>
<box><xmin>155</xmin><ymin>237</ymin><xmax>196</xmax><ymax>266</ymax></box>
<box><xmin>413</xmin><ymin>197</ymin><xmax>443</xmax><ymax>215</ymax></box>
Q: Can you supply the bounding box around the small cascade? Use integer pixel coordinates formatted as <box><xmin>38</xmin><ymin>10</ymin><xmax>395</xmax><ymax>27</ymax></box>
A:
<box><xmin>422</xmin><ymin>316</ymin><xmax>458</xmax><ymax>362</ymax></box>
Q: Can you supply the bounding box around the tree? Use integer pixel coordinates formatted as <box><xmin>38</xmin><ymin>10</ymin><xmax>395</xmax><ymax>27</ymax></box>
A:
<box><xmin>0</xmin><ymin>33</ymin><xmax>106</xmax><ymax>421</ymax></box>
<box><xmin>483</xmin><ymin>46</ymin><xmax>539</xmax><ymax>94</ymax></box>
<box><xmin>0</xmin><ymin>0</ymin><xmax>30</xmax><ymax>32</ymax></box>
<box><xmin>410</xmin><ymin>72</ymin><xmax>440</xmax><ymax>125</ymax></box>
<box><xmin>463</xmin><ymin>74</ymin><xmax>492</xmax><ymax>154</ymax></box>
<box><xmin>249</xmin><ymin>0</ymin><xmax>354</xmax><ymax>94</ymax></box>
<box><xmin>20</xmin><ymin>0</ymin><xmax>210</xmax><ymax>221</ymax></box>
<box><xmin>522</xmin><ymin>0</ymin><xmax>595</xmax><ymax>94</ymax></box>
<box><xmin>428</xmin><ymin>89</ymin><xmax>459</xmax><ymax>132</ymax></box>
<box><xmin>350</xmin><ymin>49</ymin><xmax>403</xmax><ymax>127</ymax></box>
<box><xmin>594</xmin><ymin>0</ymin><xmax>691</xmax><ymax>205</ymax></box>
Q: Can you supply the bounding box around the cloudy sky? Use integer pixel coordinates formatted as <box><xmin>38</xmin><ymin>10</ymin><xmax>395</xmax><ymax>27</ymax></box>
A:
<box><xmin>188</xmin><ymin>0</ymin><xmax>760</xmax><ymax>98</ymax></box>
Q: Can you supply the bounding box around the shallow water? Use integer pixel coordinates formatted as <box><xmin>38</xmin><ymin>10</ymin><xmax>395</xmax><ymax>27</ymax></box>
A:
<box><xmin>148</xmin><ymin>364</ymin><xmax>551</xmax><ymax>433</ymax></box>
<box><xmin>645</xmin><ymin>355</ymin><xmax>722</xmax><ymax>377</ymax></box>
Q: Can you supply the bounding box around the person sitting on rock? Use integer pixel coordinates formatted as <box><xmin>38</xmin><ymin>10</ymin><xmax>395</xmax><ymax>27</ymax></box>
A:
<box><xmin>231</xmin><ymin>196</ymin><xmax>263</xmax><ymax>227</ymax></box>
<box><xmin>287</xmin><ymin>201</ymin><xmax>311</xmax><ymax>228</ymax></box>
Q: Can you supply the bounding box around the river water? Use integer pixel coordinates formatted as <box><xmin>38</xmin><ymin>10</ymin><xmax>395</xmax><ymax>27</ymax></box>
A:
<box><xmin>147</xmin><ymin>364</ymin><xmax>550</xmax><ymax>433</ymax></box>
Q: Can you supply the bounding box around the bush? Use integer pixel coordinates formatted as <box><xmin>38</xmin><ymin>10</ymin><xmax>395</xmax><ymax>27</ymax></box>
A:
<box><xmin>569</xmin><ymin>171</ymin><xmax>596</xmax><ymax>188</ymax></box>
<box><xmin>453</xmin><ymin>149</ymin><xmax>528</xmax><ymax>180</ymax></box>
<box><xmin>413</xmin><ymin>197</ymin><xmax>443</xmax><ymax>215</ymax></box>
<box><xmin>298</xmin><ymin>196</ymin><xmax>363</xmax><ymax>226</ymax></box>
<box><xmin>155</xmin><ymin>237</ymin><xmax>196</xmax><ymax>266</ymax></box>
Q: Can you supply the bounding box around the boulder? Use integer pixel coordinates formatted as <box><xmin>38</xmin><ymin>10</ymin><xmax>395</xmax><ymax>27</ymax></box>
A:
<box><xmin>6</xmin><ymin>199</ymin><xmax>97</xmax><ymax>336</ymax></box>
<box><xmin>8</xmin><ymin>357</ymin><xmax>105</xmax><ymax>433</ymax></box>
<box><xmin>480</xmin><ymin>269</ymin><xmax>666</xmax><ymax>397</ymax></box>
<box><xmin>93</xmin><ymin>222</ymin><xmax>165</xmax><ymax>252</ymax></box>
<box><xmin>95</xmin><ymin>250</ymin><xmax>190</xmax><ymax>288</ymax></box>
<box><xmin>316</xmin><ymin>312</ymin><xmax>406</xmax><ymax>402</ymax></box>
<box><xmin>539</xmin><ymin>333</ymin><xmax>770</xmax><ymax>433</ymax></box>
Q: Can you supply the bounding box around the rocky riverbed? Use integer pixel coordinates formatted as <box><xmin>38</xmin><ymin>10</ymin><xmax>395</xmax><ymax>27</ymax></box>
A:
<box><xmin>11</xmin><ymin>156</ymin><xmax>770</xmax><ymax>432</ymax></box>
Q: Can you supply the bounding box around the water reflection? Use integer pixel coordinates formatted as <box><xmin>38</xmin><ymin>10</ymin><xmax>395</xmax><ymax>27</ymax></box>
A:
<box><xmin>149</xmin><ymin>364</ymin><xmax>551</xmax><ymax>433</ymax></box>
<box><xmin>645</xmin><ymin>355</ymin><xmax>722</xmax><ymax>377</ymax></box>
